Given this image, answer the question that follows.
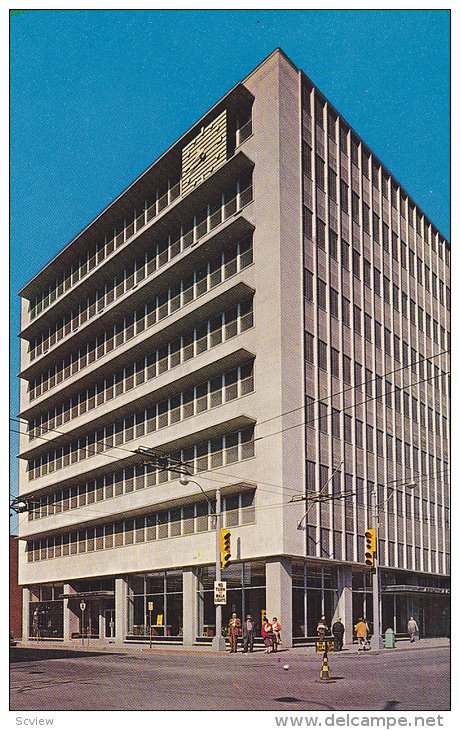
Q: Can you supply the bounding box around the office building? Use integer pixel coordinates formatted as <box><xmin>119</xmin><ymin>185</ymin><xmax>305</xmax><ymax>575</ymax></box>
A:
<box><xmin>17</xmin><ymin>49</ymin><xmax>450</xmax><ymax>646</ymax></box>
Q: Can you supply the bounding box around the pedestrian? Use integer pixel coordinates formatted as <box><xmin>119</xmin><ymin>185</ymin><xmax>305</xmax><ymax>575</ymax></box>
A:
<box><xmin>242</xmin><ymin>614</ymin><xmax>255</xmax><ymax>653</ymax></box>
<box><xmin>228</xmin><ymin>612</ymin><xmax>242</xmax><ymax>653</ymax></box>
<box><xmin>262</xmin><ymin>617</ymin><xmax>274</xmax><ymax>653</ymax></box>
<box><xmin>407</xmin><ymin>616</ymin><xmax>419</xmax><ymax>642</ymax></box>
<box><xmin>354</xmin><ymin>618</ymin><xmax>369</xmax><ymax>650</ymax></box>
<box><xmin>272</xmin><ymin>617</ymin><xmax>282</xmax><ymax>652</ymax></box>
<box><xmin>316</xmin><ymin>615</ymin><xmax>329</xmax><ymax>641</ymax></box>
<box><xmin>332</xmin><ymin>617</ymin><xmax>345</xmax><ymax>651</ymax></box>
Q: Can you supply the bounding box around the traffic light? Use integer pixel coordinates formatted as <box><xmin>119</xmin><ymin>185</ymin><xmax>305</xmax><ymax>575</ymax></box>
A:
<box><xmin>220</xmin><ymin>528</ymin><xmax>231</xmax><ymax>570</ymax></box>
<box><xmin>364</xmin><ymin>528</ymin><xmax>377</xmax><ymax>568</ymax></box>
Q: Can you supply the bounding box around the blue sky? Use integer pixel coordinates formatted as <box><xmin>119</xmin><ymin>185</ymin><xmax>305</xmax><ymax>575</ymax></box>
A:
<box><xmin>9</xmin><ymin>9</ymin><xmax>450</xmax><ymax>516</ymax></box>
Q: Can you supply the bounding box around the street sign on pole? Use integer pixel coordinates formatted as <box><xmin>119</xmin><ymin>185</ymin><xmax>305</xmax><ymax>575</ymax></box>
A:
<box><xmin>214</xmin><ymin>580</ymin><xmax>227</xmax><ymax>605</ymax></box>
<box><xmin>80</xmin><ymin>602</ymin><xmax>86</xmax><ymax>647</ymax></box>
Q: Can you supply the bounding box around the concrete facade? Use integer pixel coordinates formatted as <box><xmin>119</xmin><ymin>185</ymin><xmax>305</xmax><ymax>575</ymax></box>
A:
<box><xmin>17</xmin><ymin>49</ymin><xmax>450</xmax><ymax>648</ymax></box>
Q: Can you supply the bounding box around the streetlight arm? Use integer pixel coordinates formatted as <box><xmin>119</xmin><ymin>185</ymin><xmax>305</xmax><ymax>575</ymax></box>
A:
<box><xmin>179</xmin><ymin>475</ymin><xmax>215</xmax><ymax>514</ymax></box>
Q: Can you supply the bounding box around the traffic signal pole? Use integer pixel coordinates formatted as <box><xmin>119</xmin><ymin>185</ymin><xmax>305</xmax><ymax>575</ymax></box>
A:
<box><xmin>370</xmin><ymin>488</ymin><xmax>382</xmax><ymax>650</ymax></box>
<box><xmin>212</xmin><ymin>487</ymin><xmax>227</xmax><ymax>651</ymax></box>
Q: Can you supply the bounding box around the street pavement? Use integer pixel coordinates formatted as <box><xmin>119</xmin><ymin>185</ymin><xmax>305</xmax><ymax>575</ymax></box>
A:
<box><xmin>10</xmin><ymin>641</ymin><xmax>450</xmax><ymax>712</ymax></box>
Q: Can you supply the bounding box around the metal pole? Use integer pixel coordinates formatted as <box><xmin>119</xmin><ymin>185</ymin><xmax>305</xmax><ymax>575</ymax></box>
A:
<box><xmin>370</xmin><ymin>487</ymin><xmax>382</xmax><ymax>650</ymax></box>
<box><xmin>212</xmin><ymin>488</ymin><xmax>226</xmax><ymax>651</ymax></box>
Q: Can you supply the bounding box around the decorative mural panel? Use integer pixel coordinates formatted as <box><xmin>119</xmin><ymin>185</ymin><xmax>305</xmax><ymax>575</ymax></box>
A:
<box><xmin>181</xmin><ymin>110</ymin><xmax>227</xmax><ymax>195</ymax></box>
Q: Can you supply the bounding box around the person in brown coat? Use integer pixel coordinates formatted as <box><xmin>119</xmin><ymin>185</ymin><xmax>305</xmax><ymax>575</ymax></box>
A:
<box><xmin>228</xmin><ymin>612</ymin><xmax>242</xmax><ymax>652</ymax></box>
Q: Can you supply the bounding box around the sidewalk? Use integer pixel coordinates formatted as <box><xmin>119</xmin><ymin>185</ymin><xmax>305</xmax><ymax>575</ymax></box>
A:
<box><xmin>14</xmin><ymin>635</ymin><xmax>449</xmax><ymax>658</ymax></box>
<box><xmin>330</xmin><ymin>636</ymin><xmax>450</xmax><ymax>655</ymax></box>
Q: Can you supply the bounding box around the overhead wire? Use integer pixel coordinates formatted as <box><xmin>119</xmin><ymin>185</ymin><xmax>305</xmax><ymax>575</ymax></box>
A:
<box><xmin>15</xmin><ymin>347</ymin><xmax>449</xmax><ymax>440</ymax></box>
<box><xmin>19</xmin><ymin>467</ymin><xmax>449</xmax><ymax>536</ymax></box>
<box><xmin>10</xmin><ymin>356</ymin><xmax>450</xmax><ymax>496</ymax></box>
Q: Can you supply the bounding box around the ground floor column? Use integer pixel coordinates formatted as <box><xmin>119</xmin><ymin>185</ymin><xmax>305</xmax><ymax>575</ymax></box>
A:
<box><xmin>22</xmin><ymin>587</ymin><xmax>30</xmax><ymax>642</ymax></box>
<box><xmin>99</xmin><ymin>602</ymin><xmax>106</xmax><ymax>640</ymax></box>
<box><xmin>334</xmin><ymin>566</ymin><xmax>353</xmax><ymax>646</ymax></box>
<box><xmin>265</xmin><ymin>557</ymin><xmax>292</xmax><ymax>648</ymax></box>
<box><xmin>182</xmin><ymin>568</ymin><xmax>197</xmax><ymax>646</ymax></box>
<box><xmin>63</xmin><ymin>583</ymin><xmax>76</xmax><ymax>642</ymax></box>
<box><xmin>114</xmin><ymin>576</ymin><xmax>128</xmax><ymax>646</ymax></box>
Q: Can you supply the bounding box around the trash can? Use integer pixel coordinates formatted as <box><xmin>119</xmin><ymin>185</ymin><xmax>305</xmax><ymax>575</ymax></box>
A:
<box><xmin>384</xmin><ymin>628</ymin><xmax>395</xmax><ymax>649</ymax></box>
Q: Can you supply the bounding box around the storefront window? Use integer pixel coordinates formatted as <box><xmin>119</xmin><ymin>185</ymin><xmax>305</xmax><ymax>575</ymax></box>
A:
<box><xmin>352</xmin><ymin>570</ymin><xmax>373</xmax><ymax>631</ymax></box>
<box><xmin>127</xmin><ymin>571</ymin><xmax>183</xmax><ymax>640</ymax></box>
<box><xmin>197</xmin><ymin>561</ymin><xmax>266</xmax><ymax>638</ymax></box>
<box><xmin>29</xmin><ymin>584</ymin><xmax>64</xmax><ymax>639</ymax></box>
<box><xmin>292</xmin><ymin>562</ymin><xmax>338</xmax><ymax>637</ymax></box>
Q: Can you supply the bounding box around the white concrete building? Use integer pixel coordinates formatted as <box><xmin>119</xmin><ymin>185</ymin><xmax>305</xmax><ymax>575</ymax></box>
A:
<box><xmin>17</xmin><ymin>49</ymin><xmax>450</xmax><ymax>648</ymax></box>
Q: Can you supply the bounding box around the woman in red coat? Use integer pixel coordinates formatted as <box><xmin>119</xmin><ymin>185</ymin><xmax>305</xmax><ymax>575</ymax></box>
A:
<box><xmin>261</xmin><ymin>618</ymin><xmax>274</xmax><ymax>653</ymax></box>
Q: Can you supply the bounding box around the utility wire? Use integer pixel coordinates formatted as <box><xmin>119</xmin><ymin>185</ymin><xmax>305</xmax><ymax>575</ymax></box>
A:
<box><xmin>10</xmin><ymin>366</ymin><xmax>450</xmax><ymax>507</ymax></box>
<box><xmin>11</xmin><ymin>366</ymin><xmax>450</xmax><ymax>475</ymax></box>
<box><xmin>17</xmin><ymin>348</ymin><xmax>449</xmax><ymax>437</ymax></box>
<box><xmin>11</xmin><ymin>360</ymin><xmax>450</xmax><ymax>514</ymax></box>
<box><xmin>20</xmin><ymin>468</ymin><xmax>449</xmax><ymax>533</ymax></box>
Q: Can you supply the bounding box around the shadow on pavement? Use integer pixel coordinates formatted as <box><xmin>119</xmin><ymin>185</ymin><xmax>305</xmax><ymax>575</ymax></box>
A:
<box><xmin>10</xmin><ymin>647</ymin><xmax>123</xmax><ymax>663</ymax></box>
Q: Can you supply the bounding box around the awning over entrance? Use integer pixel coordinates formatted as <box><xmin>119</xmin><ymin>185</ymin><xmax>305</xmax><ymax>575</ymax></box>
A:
<box><xmin>59</xmin><ymin>591</ymin><xmax>115</xmax><ymax>600</ymax></box>
<box><xmin>382</xmin><ymin>585</ymin><xmax>450</xmax><ymax>595</ymax></box>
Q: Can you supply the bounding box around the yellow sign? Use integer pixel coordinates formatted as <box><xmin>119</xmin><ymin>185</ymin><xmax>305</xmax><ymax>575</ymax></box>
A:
<box><xmin>316</xmin><ymin>640</ymin><xmax>335</xmax><ymax>653</ymax></box>
<box><xmin>156</xmin><ymin>614</ymin><xmax>163</xmax><ymax>626</ymax></box>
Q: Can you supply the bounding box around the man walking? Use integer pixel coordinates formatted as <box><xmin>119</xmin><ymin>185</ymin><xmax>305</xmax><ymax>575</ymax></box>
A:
<box><xmin>242</xmin><ymin>614</ymin><xmax>255</xmax><ymax>653</ymax></box>
<box><xmin>332</xmin><ymin>617</ymin><xmax>345</xmax><ymax>651</ymax></box>
<box><xmin>407</xmin><ymin>616</ymin><xmax>419</xmax><ymax>642</ymax></box>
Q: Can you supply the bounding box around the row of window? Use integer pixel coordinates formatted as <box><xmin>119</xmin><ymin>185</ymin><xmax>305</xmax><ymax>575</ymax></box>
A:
<box><xmin>305</xmin><ymin>393</ymin><xmax>448</xmax><ymax>449</ymax></box>
<box><xmin>25</xmin><ymin>491</ymin><xmax>256</xmax><ymax>562</ymax></box>
<box><xmin>27</xmin><ymin>121</ymin><xmax>252</xmax><ymax>321</ymax></box>
<box><xmin>27</xmin><ymin>464</ymin><xmax>175</xmax><ymax>521</ymax></box>
<box><xmin>27</xmin><ymin>237</ymin><xmax>254</xmax><ymax>399</ymax></box>
<box><xmin>306</xmin><ymin>147</ymin><xmax>446</xmax><ymax>264</ymax></box>
<box><xmin>27</xmin><ymin>359</ymin><xmax>255</xmax><ymax>480</ymax></box>
<box><xmin>29</xmin><ymin>233</ymin><xmax>253</xmax><ymax>361</ymax></box>
<box><xmin>302</xmin><ymin>89</ymin><xmax>449</xmax><ymax>264</ymax></box>
<box><xmin>305</xmin><ymin>330</ymin><xmax>448</xmax><ymax>395</ymax></box>
<box><xmin>304</xmin><ymin>206</ymin><xmax>450</xmax><ymax>315</ymax></box>
<box><xmin>28</xmin><ymin>299</ymin><xmax>254</xmax><ymax>439</ymax></box>
<box><xmin>304</xmin><ymin>524</ymin><xmax>446</xmax><ymax>572</ymax></box>
<box><xmin>28</xmin><ymin>181</ymin><xmax>252</xmax><ymax>348</ymax></box>
<box><xmin>307</xmin><ymin>239</ymin><xmax>448</xmax><ymax>306</ymax></box>
<box><xmin>28</xmin><ymin>425</ymin><xmax>254</xmax><ymax>489</ymax></box>
<box><xmin>305</xmin><ymin>272</ymin><xmax>448</xmax><ymax>353</ymax></box>
<box><xmin>305</xmin><ymin>463</ymin><xmax>448</xmax><ymax>516</ymax></box>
